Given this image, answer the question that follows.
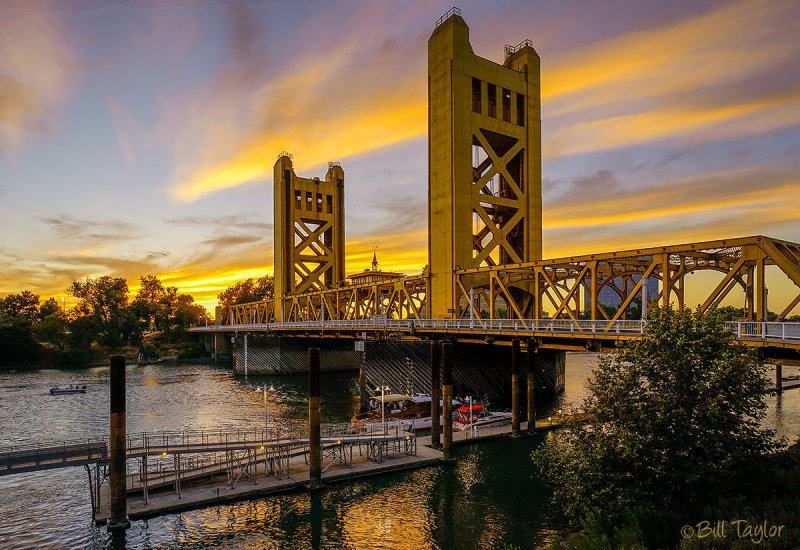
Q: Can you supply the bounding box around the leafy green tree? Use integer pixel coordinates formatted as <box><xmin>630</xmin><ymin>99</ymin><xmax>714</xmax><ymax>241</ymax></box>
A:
<box><xmin>217</xmin><ymin>275</ymin><xmax>274</xmax><ymax>311</ymax></box>
<box><xmin>532</xmin><ymin>307</ymin><xmax>779</xmax><ymax>524</ymax></box>
<box><xmin>67</xmin><ymin>276</ymin><xmax>129</xmax><ymax>348</ymax></box>
<box><xmin>32</xmin><ymin>311</ymin><xmax>68</xmax><ymax>349</ymax></box>
<box><xmin>131</xmin><ymin>275</ymin><xmax>205</xmax><ymax>341</ymax></box>
<box><xmin>0</xmin><ymin>290</ymin><xmax>40</xmax><ymax>322</ymax></box>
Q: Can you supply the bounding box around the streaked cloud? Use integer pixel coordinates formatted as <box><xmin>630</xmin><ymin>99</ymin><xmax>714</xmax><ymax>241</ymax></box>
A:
<box><xmin>170</xmin><ymin>2</ymin><xmax>428</xmax><ymax>201</ymax></box>
<box><xmin>0</xmin><ymin>2</ymin><xmax>75</xmax><ymax>155</ymax></box>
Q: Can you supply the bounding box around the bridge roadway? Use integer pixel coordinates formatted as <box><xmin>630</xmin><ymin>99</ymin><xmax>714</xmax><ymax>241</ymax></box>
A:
<box><xmin>191</xmin><ymin>319</ymin><xmax>800</xmax><ymax>351</ymax></box>
<box><xmin>0</xmin><ymin>423</ymin><xmax>410</xmax><ymax>477</ymax></box>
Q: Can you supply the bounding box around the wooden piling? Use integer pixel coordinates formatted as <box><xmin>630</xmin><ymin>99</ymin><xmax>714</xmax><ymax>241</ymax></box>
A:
<box><xmin>430</xmin><ymin>340</ymin><xmax>441</xmax><ymax>450</ymax></box>
<box><xmin>308</xmin><ymin>348</ymin><xmax>322</xmax><ymax>487</ymax></box>
<box><xmin>442</xmin><ymin>341</ymin><xmax>453</xmax><ymax>461</ymax></box>
<box><xmin>108</xmin><ymin>355</ymin><xmax>129</xmax><ymax>529</ymax></box>
<box><xmin>776</xmin><ymin>363</ymin><xmax>783</xmax><ymax>393</ymax></box>
<box><xmin>527</xmin><ymin>341</ymin><xmax>537</xmax><ymax>434</ymax></box>
<box><xmin>511</xmin><ymin>339</ymin><xmax>520</xmax><ymax>437</ymax></box>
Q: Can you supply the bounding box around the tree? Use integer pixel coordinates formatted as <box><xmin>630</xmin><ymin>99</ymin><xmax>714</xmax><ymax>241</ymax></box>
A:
<box><xmin>532</xmin><ymin>307</ymin><xmax>778</xmax><ymax>524</ymax></box>
<box><xmin>217</xmin><ymin>275</ymin><xmax>274</xmax><ymax>311</ymax></box>
<box><xmin>33</xmin><ymin>311</ymin><xmax>68</xmax><ymax>350</ymax></box>
<box><xmin>131</xmin><ymin>275</ymin><xmax>206</xmax><ymax>341</ymax></box>
<box><xmin>68</xmin><ymin>276</ymin><xmax>129</xmax><ymax>348</ymax></box>
<box><xmin>0</xmin><ymin>291</ymin><xmax>40</xmax><ymax>322</ymax></box>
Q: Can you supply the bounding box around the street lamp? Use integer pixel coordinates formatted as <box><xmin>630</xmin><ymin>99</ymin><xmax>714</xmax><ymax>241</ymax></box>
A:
<box><xmin>374</xmin><ymin>382</ymin><xmax>390</xmax><ymax>434</ymax></box>
<box><xmin>257</xmin><ymin>384</ymin><xmax>277</xmax><ymax>439</ymax></box>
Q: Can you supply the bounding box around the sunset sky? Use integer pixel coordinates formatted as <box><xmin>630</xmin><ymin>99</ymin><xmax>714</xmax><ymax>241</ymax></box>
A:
<box><xmin>2</xmin><ymin>0</ymin><xmax>799</xmax><ymax>313</ymax></box>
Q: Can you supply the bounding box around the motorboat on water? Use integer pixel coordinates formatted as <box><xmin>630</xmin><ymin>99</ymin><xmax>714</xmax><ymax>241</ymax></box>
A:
<box><xmin>353</xmin><ymin>393</ymin><xmax>462</xmax><ymax>430</ymax></box>
<box><xmin>452</xmin><ymin>404</ymin><xmax>512</xmax><ymax>432</ymax></box>
<box><xmin>50</xmin><ymin>384</ymin><xmax>87</xmax><ymax>395</ymax></box>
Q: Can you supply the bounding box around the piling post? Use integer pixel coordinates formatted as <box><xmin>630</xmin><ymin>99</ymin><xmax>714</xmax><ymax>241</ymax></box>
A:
<box><xmin>527</xmin><ymin>340</ymin><xmax>537</xmax><ymax>434</ymax></box>
<box><xmin>430</xmin><ymin>340</ymin><xmax>441</xmax><ymax>450</ymax></box>
<box><xmin>308</xmin><ymin>348</ymin><xmax>323</xmax><ymax>488</ymax></box>
<box><xmin>108</xmin><ymin>355</ymin><xmax>130</xmax><ymax>529</ymax></box>
<box><xmin>441</xmin><ymin>341</ymin><xmax>454</xmax><ymax>461</ymax></box>
<box><xmin>511</xmin><ymin>339</ymin><xmax>521</xmax><ymax>437</ymax></box>
<box><xmin>776</xmin><ymin>363</ymin><xmax>783</xmax><ymax>393</ymax></box>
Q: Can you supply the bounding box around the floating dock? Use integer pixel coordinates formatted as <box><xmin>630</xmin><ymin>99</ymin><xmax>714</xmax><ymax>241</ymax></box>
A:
<box><xmin>93</xmin><ymin>419</ymin><xmax>559</xmax><ymax>523</ymax></box>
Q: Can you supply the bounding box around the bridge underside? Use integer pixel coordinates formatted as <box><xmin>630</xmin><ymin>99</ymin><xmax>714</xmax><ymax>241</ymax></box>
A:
<box><xmin>232</xmin><ymin>336</ymin><xmax>565</xmax><ymax>405</ymax></box>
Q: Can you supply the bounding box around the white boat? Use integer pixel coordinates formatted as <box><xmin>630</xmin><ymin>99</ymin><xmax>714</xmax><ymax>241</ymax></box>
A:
<box><xmin>50</xmin><ymin>385</ymin><xmax>87</xmax><ymax>395</ymax></box>
<box><xmin>353</xmin><ymin>393</ymin><xmax>461</xmax><ymax>431</ymax></box>
<box><xmin>452</xmin><ymin>404</ymin><xmax>512</xmax><ymax>432</ymax></box>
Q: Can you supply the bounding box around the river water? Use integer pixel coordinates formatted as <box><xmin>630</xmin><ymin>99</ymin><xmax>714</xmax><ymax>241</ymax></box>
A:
<box><xmin>0</xmin><ymin>354</ymin><xmax>797</xmax><ymax>549</ymax></box>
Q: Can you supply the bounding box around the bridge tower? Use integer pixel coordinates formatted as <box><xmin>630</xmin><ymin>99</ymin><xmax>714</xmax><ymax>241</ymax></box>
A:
<box><xmin>274</xmin><ymin>154</ymin><xmax>345</xmax><ymax>321</ymax></box>
<box><xmin>428</xmin><ymin>10</ymin><xmax>542</xmax><ymax>318</ymax></box>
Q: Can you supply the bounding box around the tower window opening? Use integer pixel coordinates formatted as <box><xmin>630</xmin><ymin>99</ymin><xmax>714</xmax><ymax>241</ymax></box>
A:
<box><xmin>487</xmin><ymin>84</ymin><xmax>496</xmax><ymax>118</ymax></box>
<box><xmin>472</xmin><ymin>78</ymin><xmax>482</xmax><ymax>113</ymax></box>
<box><xmin>502</xmin><ymin>88</ymin><xmax>511</xmax><ymax>123</ymax></box>
<box><xmin>516</xmin><ymin>93</ymin><xmax>525</xmax><ymax>126</ymax></box>
<box><xmin>316</xmin><ymin>193</ymin><xmax>323</xmax><ymax>212</ymax></box>
<box><xmin>305</xmin><ymin>191</ymin><xmax>313</xmax><ymax>210</ymax></box>
<box><xmin>294</xmin><ymin>190</ymin><xmax>302</xmax><ymax>209</ymax></box>
<box><xmin>326</xmin><ymin>194</ymin><xmax>333</xmax><ymax>213</ymax></box>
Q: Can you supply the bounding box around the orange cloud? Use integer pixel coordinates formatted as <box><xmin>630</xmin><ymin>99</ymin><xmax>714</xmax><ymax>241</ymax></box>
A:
<box><xmin>170</xmin><ymin>5</ymin><xmax>428</xmax><ymax>202</ymax></box>
<box><xmin>543</xmin><ymin>0</ymin><xmax>798</xmax><ymax>112</ymax></box>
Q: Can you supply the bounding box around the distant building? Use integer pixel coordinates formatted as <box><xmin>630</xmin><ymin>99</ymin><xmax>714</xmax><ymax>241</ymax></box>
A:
<box><xmin>346</xmin><ymin>253</ymin><xmax>404</xmax><ymax>285</ymax></box>
<box><xmin>585</xmin><ymin>274</ymin><xmax>659</xmax><ymax>309</ymax></box>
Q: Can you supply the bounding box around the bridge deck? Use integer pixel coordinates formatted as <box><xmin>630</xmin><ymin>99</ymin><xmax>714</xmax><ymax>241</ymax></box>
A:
<box><xmin>192</xmin><ymin>319</ymin><xmax>800</xmax><ymax>349</ymax></box>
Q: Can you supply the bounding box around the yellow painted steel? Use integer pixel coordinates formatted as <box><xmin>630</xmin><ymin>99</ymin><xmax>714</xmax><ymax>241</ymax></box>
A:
<box><xmin>222</xmin><ymin>14</ymin><xmax>800</xmax><ymax>330</ymax></box>
<box><xmin>428</xmin><ymin>13</ymin><xmax>542</xmax><ymax>318</ymax></box>
<box><xmin>273</xmin><ymin>154</ymin><xmax>345</xmax><ymax>322</ymax></box>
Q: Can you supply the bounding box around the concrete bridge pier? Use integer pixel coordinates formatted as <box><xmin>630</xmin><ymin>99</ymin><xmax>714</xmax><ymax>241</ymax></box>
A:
<box><xmin>511</xmin><ymin>339</ymin><xmax>521</xmax><ymax>437</ymax></box>
<box><xmin>213</xmin><ymin>332</ymin><xmax>232</xmax><ymax>360</ymax></box>
<box><xmin>527</xmin><ymin>340</ymin><xmax>537</xmax><ymax>434</ymax></box>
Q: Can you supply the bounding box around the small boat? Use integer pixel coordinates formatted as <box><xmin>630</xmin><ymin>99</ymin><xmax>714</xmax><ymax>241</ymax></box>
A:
<box><xmin>50</xmin><ymin>385</ymin><xmax>87</xmax><ymax>395</ymax></box>
<box><xmin>353</xmin><ymin>393</ymin><xmax>462</xmax><ymax>430</ymax></box>
<box><xmin>452</xmin><ymin>404</ymin><xmax>512</xmax><ymax>432</ymax></box>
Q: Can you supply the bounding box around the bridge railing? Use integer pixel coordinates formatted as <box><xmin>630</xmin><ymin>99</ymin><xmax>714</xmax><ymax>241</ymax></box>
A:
<box><xmin>728</xmin><ymin>321</ymin><xmax>800</xmax><ymax>341</ymax></box>
<box><xmin>190</xmin><ymin>319</ymin><xmax>800</xmax><ymax>342</ymax></box>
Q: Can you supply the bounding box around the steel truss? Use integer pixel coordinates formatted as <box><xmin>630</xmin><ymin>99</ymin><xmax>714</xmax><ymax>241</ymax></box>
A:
<box><xmin>231</xmin><ymin>275</ymin><xmax>428</xmax><ymax>323</ymax></box>
<box><xmin>226</xmin><ymin>236</ymin><xmax>800</xmax><ymax>325</ymax></box>
<box><xmin>456</xmin><ymin>236</ymin><xmax>800</xmax><ymax>322</ymax></box>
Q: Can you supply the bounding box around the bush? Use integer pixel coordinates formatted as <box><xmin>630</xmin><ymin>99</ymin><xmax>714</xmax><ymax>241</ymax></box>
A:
<box><xmin>178</xmin><ymin>344</ymin><xmax>208</xmax><ymax>359</ymax></box>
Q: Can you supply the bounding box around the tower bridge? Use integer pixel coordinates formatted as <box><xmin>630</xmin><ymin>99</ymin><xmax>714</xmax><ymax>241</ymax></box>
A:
<box><xmin>191</xmin><ymin>9</ymin><xmax>800</xmax><ymax>401</ymax></box>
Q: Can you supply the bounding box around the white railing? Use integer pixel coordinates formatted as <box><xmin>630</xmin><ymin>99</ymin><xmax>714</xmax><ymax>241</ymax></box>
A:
<box><xmin>190</xmin><ymin>319</ymin><xmax>800</xmax><ymax>342</ymax></box>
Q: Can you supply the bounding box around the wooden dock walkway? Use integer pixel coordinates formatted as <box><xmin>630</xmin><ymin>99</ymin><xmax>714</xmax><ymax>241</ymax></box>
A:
<box><xmin>93</xmin><ymin>418</ymin><xmax>562</xmax><ymax>523</ymax></box>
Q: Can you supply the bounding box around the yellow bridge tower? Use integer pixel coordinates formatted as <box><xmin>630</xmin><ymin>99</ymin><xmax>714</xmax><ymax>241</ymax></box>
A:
<box><xmin>273</xmin><ymin>153</ymin><xmax>345</xmax><ymax>321</ymax></box>
<box><xmin>428</xmin><ymin>9</ymin><xmax>542</xmax><ymax>318</ymax></box>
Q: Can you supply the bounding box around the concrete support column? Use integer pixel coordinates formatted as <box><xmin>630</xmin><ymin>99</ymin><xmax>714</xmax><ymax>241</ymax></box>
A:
<box><xmin>359</xmin><ymin>348</ymin><xmax>369</xmax><ymax>413</ymax></box>
<box><xmin>441</xmin><ymin>342</ymin><xmax>453</xmax><ymax>461</ymax></box>
<box><xmin>108</xmin><ymin>355</ymin><xmax>129</xmax><ymax>529</ymax></box>
<box><xmin>430</xmin><ymin>341</ymin><xmax>441</xmax><ymax>450</ymax></box>
<box><xmin>776</xmin><ymin>363</ymin><xmax>783</xmax><ymax>393</ymax></box>
<box><xmin>511</xmin><ymin>339</ymin><xmax>521</xmax><ymax>437</ymax></box>
<box><xmin>308</xmin><ymin>348</ymin><xmax>322</xmax><ymax>487</ymax></box>
<box><xmin>527</xmin><ymin>341</ymin><xmax>536</xmax><ymax>434</ymax></box>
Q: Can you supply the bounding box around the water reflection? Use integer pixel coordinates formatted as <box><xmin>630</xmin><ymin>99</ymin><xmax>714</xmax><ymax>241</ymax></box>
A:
<box><xmin>0</xmin><ymin>354</ymin><xmax>797</xmax><ymax>549</ymax></box>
